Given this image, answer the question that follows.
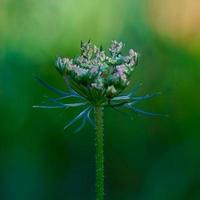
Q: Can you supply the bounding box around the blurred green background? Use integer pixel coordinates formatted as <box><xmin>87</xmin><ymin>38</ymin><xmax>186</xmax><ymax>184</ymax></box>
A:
<box><xmin>1</xmin><ymin>0</ymin><xmax>200</xmax><ymax>199</ymax></box>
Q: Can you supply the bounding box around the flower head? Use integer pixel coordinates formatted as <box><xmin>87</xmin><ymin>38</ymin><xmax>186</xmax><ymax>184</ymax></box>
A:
<box><xmin>56</xmin><ymin>40</ymin><xmax>138</xmax><ymax>105</ymax></box>
<box><xmin>34</xmin><ymin>40</ymin><xmax>164</xmax><ymax>132</ymax></box>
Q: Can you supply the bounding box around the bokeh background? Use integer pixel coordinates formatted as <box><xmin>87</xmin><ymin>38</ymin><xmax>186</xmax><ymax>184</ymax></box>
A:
<box><xmin>1</xmin><ymin>0</ymin><xmax>200</xmax><ymax>199</ymax></box>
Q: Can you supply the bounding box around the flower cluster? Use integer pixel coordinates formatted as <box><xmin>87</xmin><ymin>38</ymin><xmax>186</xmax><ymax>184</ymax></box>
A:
<box><xmin>56</xmin><ymin>40</ymin><xmax>138</xmax><ymax>105</ymax></box>
<box><xmin>34</xmin><ymin>40</ymin><xmax>164</xmax><ymax>132</ymax></box>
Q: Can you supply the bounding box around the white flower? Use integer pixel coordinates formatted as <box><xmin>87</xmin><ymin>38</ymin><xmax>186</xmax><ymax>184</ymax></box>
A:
<box><xmin>74</xmin><ymin>66</ymin><xmax>88</xmax><ymax>77</ymax></box>
<box><xmin>66</xmin><ymin>59</ymin><xmax>77</xmax><ymax>71</ymax></box>
<box><xmin>91</xmin><ymin>78</ymin><xmax>104</xmax><ymax>90</ymax></box>
<box><xmin>106</xmin><ymin>85</ymin><xmax>117</xmax><ymax>95</ymax></box>
<box><xmin>109</xmin><ymin>40</ymin><xmax>124</xmax><ymax>55</ymax></box>
<box><xmin>90</xmin><ymin>66</ymin><xmax>99</xmax><ymax>74</ymax></box>
<box><xmin>129</xmin><ymin>49</ymin><xmax>137</xmax><ymax>57</ymax></box>
<box><xmin>120</xmin><ymin>74</ymin><xmax>127</xmax><ymax>82</ymax></box>
<box><xmin>96</xmin><ymin>50</ymin><xmax>106</xmax><ymax>62</ymax></box>
<box><xmin>125</xmin><ymin>49</ymin><xmax>138</xmax><ymax>67</ymax></box>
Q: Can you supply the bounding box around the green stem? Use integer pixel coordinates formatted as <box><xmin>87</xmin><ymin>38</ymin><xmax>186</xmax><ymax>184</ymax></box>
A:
<box><xmin>94</xmin><ymin>106</ymin><xmax>104</xmax><ymax>200</ymax></box>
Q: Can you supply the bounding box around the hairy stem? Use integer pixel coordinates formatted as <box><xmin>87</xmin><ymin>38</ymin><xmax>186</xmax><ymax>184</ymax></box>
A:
<box><xmin>94</xmin><ymin>106</ymin><xmax>104</xmax><ymax>200</ymax></box>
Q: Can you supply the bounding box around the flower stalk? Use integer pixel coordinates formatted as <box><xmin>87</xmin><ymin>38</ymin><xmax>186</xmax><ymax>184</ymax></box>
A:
<box><xmin>94</xmin><ymin>106</ymin><xmax>104</xmax><ymax>200</ymax></box>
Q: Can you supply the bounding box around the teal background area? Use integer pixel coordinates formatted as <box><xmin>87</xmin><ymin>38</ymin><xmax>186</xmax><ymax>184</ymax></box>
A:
<box><xmin>0</xmin><ymin>0</ymin><xmax>200</xmax><ymax>199</ymax></box>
